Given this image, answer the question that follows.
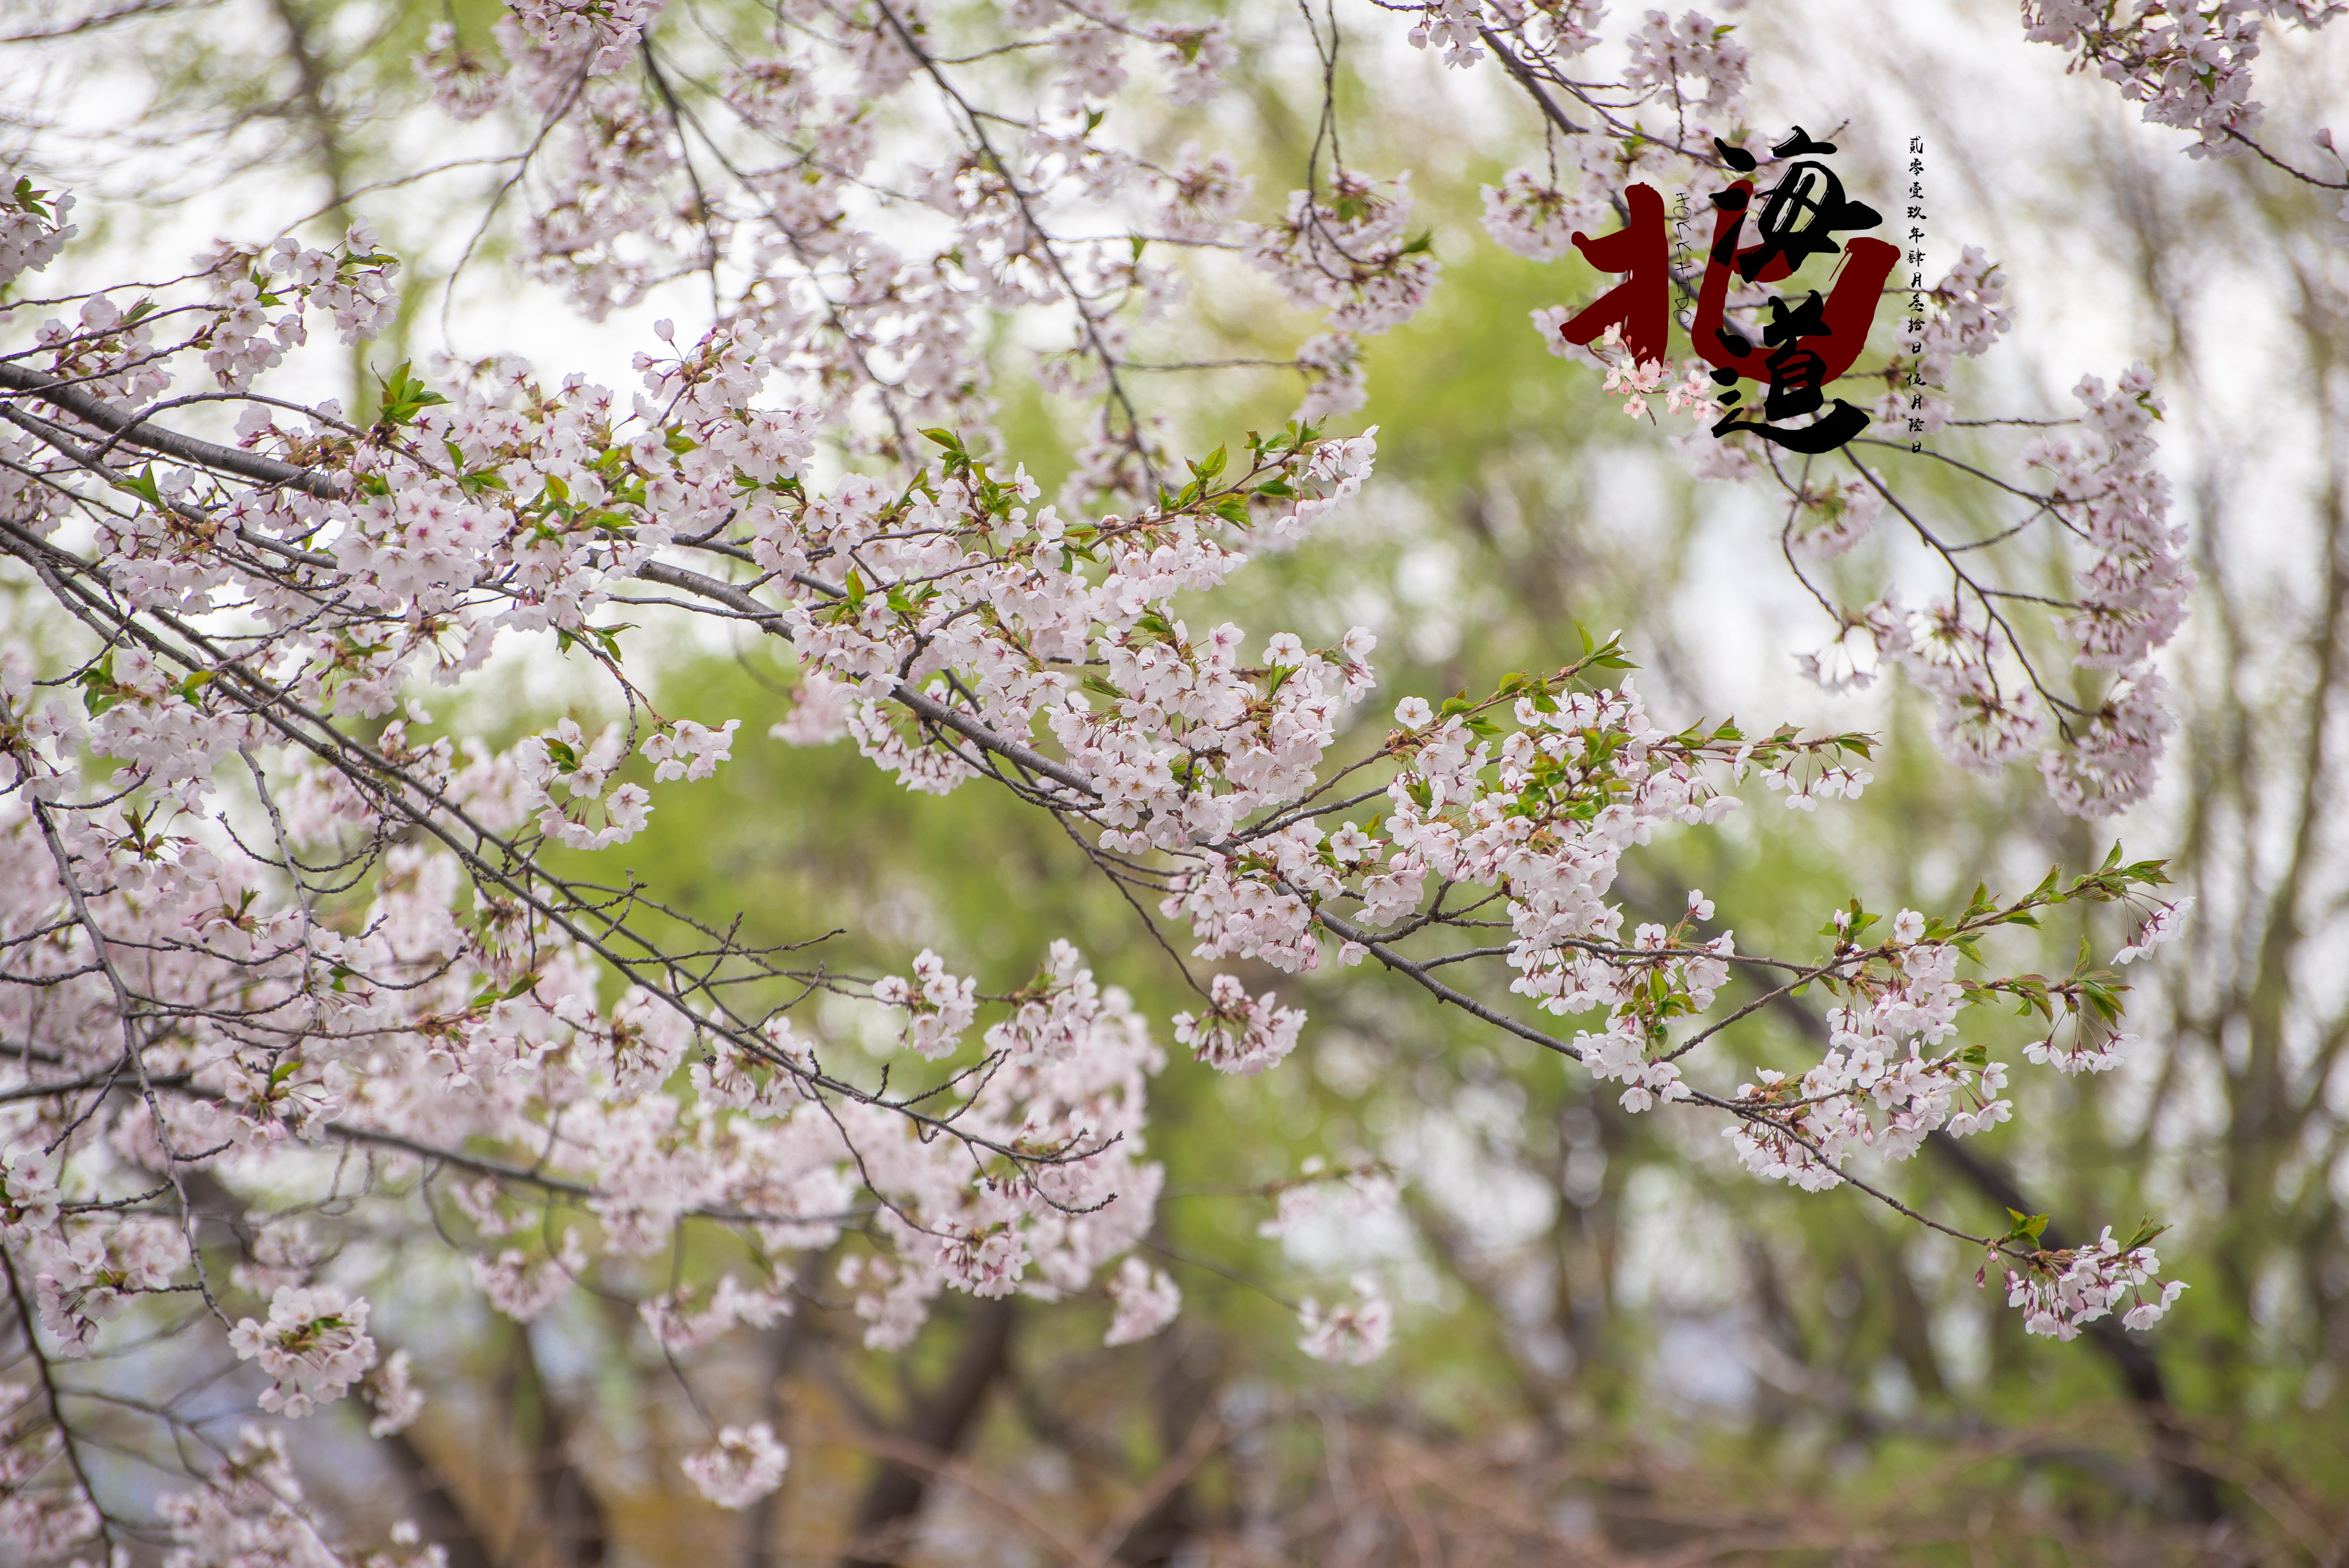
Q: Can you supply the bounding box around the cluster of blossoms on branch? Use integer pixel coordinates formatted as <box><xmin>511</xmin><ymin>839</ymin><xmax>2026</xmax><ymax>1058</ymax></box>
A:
<box><xmin>2004</xmin><ymin>1222</ymin><xmax>2187</xmax><ymax>1340</ymax></box>
<box><xmin>2021</xmin><ymin>0</ymin><xmax>2343</xmax><ymax>160</ymax></box>
<box><xmin>0</xmin><ymin>162</ymin><xmax>1265</xmax><ymax>1540</ymax></box>
<box><xmin>0</xmin><ymin>0</ymin><xmax>2263</xmax><ymax>1557</ymax></box>
<box><xmin>406</xmin><ymin>0</ymin><xmax>1423</xmax><ymax>494</ymax></box>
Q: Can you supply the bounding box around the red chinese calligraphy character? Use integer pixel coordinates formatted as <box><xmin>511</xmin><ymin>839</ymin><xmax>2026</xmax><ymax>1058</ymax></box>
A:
<box><xmin>1692</xmin><ymin>180</ymin><xmax>1896</xmax><ymax>385</ymax></box>
<box><xmin>1558</xmin><ymin>182</ymin><xmax>1670</xmax><ymax>368</ymax></box>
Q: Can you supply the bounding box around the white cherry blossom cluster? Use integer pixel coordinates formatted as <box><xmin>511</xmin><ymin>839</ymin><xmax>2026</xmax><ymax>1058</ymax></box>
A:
<box><xmin>0</xmin><ymin>180</ymin><xmax>75</xmax><ymax>292</ymax></box>
<box><xmin>1155</xmin><ymin>142</ymin><xmax>1251</xmax><ymax>243</ymax></box>
<box><xmin>1148</xmin><ymin>18</ymin><xmax>1239</xmax><ymax>105</ymax></box>
<box><xmin>1104</xmin><ymin>1255</ymin><xmax>1184</xmax><ymax>1345</ymax></box>
<box><xmin>758</xmin><ymin>422</ymin><xmax>1381</xmax><ymax>815</ymax></box>
<box><xmin>157</xmin><ymin>1426</ymin><xmax>449</xmax><ymax>1568</ymax></box>
<box><xmin>1858</xmin><ymin>601</ymin><xmax>2050</xmax><ymax>776</ymax></box>
<box><xmin>1244</xmin><ymin>171</ymin><xmax>1439</xmax><ymax>424</ymax></box>
<box><xmin>1535</xmin><ymin>321</ymin><xmax>1723</xmax><ymax>431</ymax></box>
<box><xmin>191</xmin><ymin>226</ymin><xmax>399</xmax><ymax>392</ymax></box>
<box><xmin>639</xmin><ymin>1274</ymin><xmax>790</xmax><ymax>1355</ymax></box>
<box><xmin>1257</xmin><ymin>1164</ymin><xmax>1401</xmax><ymax>1240</ymax></box>
<box><xmin>0</xmin><ymin>211</ymin><xmax>1424</xmax><ymax>1490</ymax></box>
<box><xmin>2020</xmin><ymin>0</ymin><xmax>2335</xmax><ymax>158</ymax></box>
<box><xmin>1805</xmin><ymin>358</ymin><xmax>2193</xmax><ymax>815</ymax></box>
<box><xmin>839</xmin><ymin>943</ymin><xmax>1167</xmax><ymax>1331</ymax></box>
<box><xmin>415</xmin><ymin>20</ymin><xmax>505</xmax><ymax>119</ymax></box>
<box><xmin>1726</xmin><ymin>931</ymin><xmax>2010</xmax><ymax>1190</ymax></box>
<box><xmin>1406</xmin><ymin>0</ymin><xmax>1495</xmax><ymax>67</ymax></box>
<box><xmin>681</xmin><ymin>1422</ymin><xmax>791</xmax><ymax>1509</ymax></box>
<box><xmin>1781</xmin><ymin>478</ymin><xmax>1884</xmax><ymax>562</ymax></box>
<box><xmin>1790</xmin><ymin>271</ymin><xmax>2181</xmax><ymax>818</ymax></box>
<box><xmin>1871</xmin><ymin>246</ymin><xmax>2013</xmax><ymax>439</ymax></box>
<box><xmin>873</xmin><ymin>950</ymin><xmax>980</xmax><ymax>1059</ymax></box>
<box><xmin>395</xmin><ymin>0</ymin><xmax>1346</xmax><ymax>475</ymax></box>
<box><xmin>471</xmin><ymin>1231</ymin><xmax>589</xmax><ymax>1322</ymax></box>
<box><xmin>1248</xmin><ymin>174</ymin><xmax>1435</xmax><ymax>335</ymax></box>
<box><xmin>1479</xmin><ymin>168</ymin><xmax>1606</xmax><ymax>264</ymax></box>
<box><xmin>1404</xmin><ymin>0</ymin><xmax>1622</xmax><ymax>73</ymax></box>
<box><xmin>227</xmin><ymin>1285</ymin><xmax>380</xmax><ymax>1419</ymax></box>
<box><xmin>0</xmin><ymin>1383</ymin><xmax>98</xmax><ymax>1557</ymax></box>
<box><xmin>364</xmin><ymin>1351</ymin><xmax>425</xmax><ymax>1438</ymax></box>
<box><xmin>2027</xmin><ymin>367</ymin><xmax>2194</xmax><ymax>816</ymax></box>
<box><xmin>2006</xmin><ymin>1228</ymin><xmax>2187</xmax><ymax>1339</ymax></box>
<box><xmin>1623</xmin><ymin>7</ymin><xmax>1751</xmax><ymax>105</ymax></box>
<box><xmin>2</xmin><ymin>217</ymin><xmax>1283</xmax><ymax>1546</ymax></box>
<box><xmin>1294</xmin><ymin>330</ymin><xmax>1370</xmax><ymax>422</ymax></box>
<box><xmin>1297</xmin><ymin>1273</ymin><xmax>1395</xmax><ymax>1366</ymax></box>
<box><xmin>1425</xmin><ymin>0</ymin><xmax>1761</xmax><ymax>246</ymax></box>
<box><xmin>32</xmin><ymin>1215</ymin><xmax>193</xmax><ymax>1358</ymax></box>
<box><xmin>1172</xmin><ymin>973</ymin><xmax>1307</xmax><ymax>1078</ymax></box>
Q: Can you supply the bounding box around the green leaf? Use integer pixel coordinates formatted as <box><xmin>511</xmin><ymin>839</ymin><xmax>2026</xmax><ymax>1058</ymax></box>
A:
<box><xmin>113</xmin><ymin>465</ymin><xmax>164</xmax><ymax>510</ymax></box>
<box><xmin>78</xmin><ymin>654</ymin><xmax>121</xmax><ymax>716</ymax></box>
<box><xmin>375</xmin><ymin>360</ymin><xmax>449</xmax><ymax>427</ymax></box>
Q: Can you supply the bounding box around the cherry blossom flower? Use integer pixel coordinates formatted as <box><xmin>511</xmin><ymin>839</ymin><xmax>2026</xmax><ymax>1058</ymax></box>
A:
<box><xmin>1151</xmin><ymin>20</ymin><xmax>1237</xmax><ymax>104</ymax></box>
<box><xmin>2116</xmin><ymin>897</ymin><xmax>2194</xmax><ymax>963</ymax></box>
<box><xmin>227</xmin><ymin>1286</ymin><xmax>379</xmax><ymax>1418</ymax></box>
<box><xmin>1479</xmin><ymin>169</ymin><xmax>1594</xmax><ymax>262</ymax></box>
<box><xmin>1298</xmin><ymin>1274</ymin><xmax>1394</xmax><ymax>1365</ymax></box>
<box><xmin>2005</xmin><ymin>1229</ymin><xmax>2185</xmax><ymax>1339</ymax></box>
<box><xmin>363</xmin><ymin>1350</ymin><xmax>425</xmax><ymax>1438</ymax></box>
<box><xmin>1104</xmin><ymin>1256</ymin><xmax>1183</xmax><ymax>1345</ymax></box>
<box><xmin>682</xmin><ymin>1422</ymin><xmax>789</xmax><ymax>1509</ymax></box>
<box><xmin>1173</xmin><ymin>975</ymin><xmax>1305</xmax><ymax>1076</ymax></box>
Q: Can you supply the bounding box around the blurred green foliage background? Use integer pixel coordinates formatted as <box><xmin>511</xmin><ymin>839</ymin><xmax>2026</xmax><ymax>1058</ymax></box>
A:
<box><xmin>10</xmin><ymin>0</ymin><xmax>2349</xmax><ymax>1559</ymax></box>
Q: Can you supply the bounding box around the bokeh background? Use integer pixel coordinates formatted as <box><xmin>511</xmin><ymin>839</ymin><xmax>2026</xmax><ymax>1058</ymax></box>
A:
<box><xmin>6</xmin><ymin>0</ymin><xmax>2347</xmax><ymax>1561</ymax></box>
